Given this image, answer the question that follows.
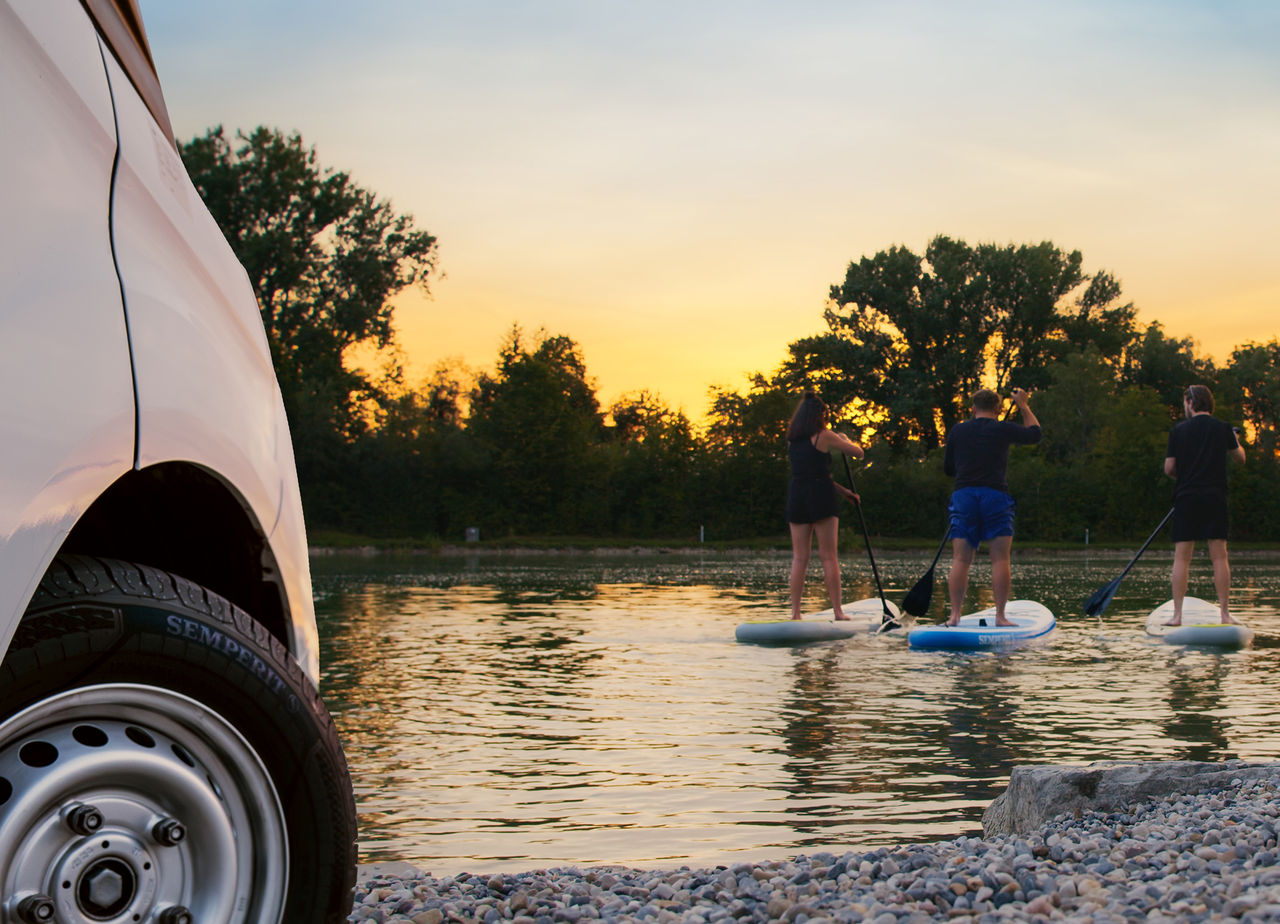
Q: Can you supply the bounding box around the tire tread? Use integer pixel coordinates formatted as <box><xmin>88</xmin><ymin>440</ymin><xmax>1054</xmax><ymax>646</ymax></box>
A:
<box><xmin>7</xmin><ymin>554</ymin><xmax>356</xmax><ymax>922</ymax></box>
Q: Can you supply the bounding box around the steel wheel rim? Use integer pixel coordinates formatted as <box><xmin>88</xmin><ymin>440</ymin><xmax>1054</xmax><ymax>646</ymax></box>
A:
<box><xmin>0</xmin><ymin>683</ymin><xmax>287</xmax><ymax>923</ymax></box>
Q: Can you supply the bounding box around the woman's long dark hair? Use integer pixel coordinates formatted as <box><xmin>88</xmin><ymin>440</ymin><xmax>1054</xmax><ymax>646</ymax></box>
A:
<box><xmin>787</xmin><ymin>391</ymin><xmax>826</xmax><ymax>441</ymax></box>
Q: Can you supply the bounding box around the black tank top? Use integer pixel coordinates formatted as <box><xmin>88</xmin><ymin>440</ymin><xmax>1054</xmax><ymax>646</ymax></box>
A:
<box><xmin>789</xmin><ymin>435</ymin><xmax>831</xmax><ymax>480</ymax></box>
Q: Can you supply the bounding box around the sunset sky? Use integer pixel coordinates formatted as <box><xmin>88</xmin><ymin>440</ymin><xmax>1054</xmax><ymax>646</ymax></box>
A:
<box><xmin>142</xmin><ymin>1</ymin><xmax>1280</xmax><ymax>421</ymax></box>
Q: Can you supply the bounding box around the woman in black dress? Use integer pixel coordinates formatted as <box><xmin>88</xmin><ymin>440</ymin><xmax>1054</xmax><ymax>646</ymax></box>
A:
<box><xmin>786</xmin><ymin>392</ymin><xmax>864</xmax><ymax>619</ymax></box>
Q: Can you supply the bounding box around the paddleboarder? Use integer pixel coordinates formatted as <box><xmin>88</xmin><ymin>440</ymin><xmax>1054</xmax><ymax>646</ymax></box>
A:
<box><xmin>785</xmin><ymin>392</ymin><xmax>864</xmax><ymax>620</ymax></box>
<box><xmin>1163</xmin><ymin>384</ymin><xmax>1245</xmax><ymax>626</ymax></box>
<box><xmin>942</xmin><ymin>387</ymin><xmax>1042</xmax><ymax>627</ymax></box>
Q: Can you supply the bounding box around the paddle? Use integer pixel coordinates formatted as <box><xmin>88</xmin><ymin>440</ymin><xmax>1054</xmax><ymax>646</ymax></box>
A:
<box><xmin>1082</xmin><ymin>507</ymin><xmax>1174</xmax><ymax>619</ymax></box>
<box><xmin>841</xmin><ymin>456</ymin><xmax>900</xmax><ymax>632</ymax></box>
<box><xmin>901</xmin><ymin>526</ymin><xmax>951</xmax><ymax>618</ymax></box>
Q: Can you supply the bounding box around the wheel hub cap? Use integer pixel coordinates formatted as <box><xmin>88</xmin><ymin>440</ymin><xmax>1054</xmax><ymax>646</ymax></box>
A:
<box><xmin>0</xmin><ymin>684</ymin><xmax>287</xmax><ymax>923</ymax></box>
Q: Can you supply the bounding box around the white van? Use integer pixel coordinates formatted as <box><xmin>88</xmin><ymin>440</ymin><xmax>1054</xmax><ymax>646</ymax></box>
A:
<box><xmin>1</xmin><ymin>1</ymin><xmax>356</xmax><ymax>921</ymax></box>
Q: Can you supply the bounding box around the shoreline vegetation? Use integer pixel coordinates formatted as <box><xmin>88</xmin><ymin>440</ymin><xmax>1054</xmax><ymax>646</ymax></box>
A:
<box><xmin>179</xmin><ymin>132</ymin><xmax>1280</xmax><ymax>565</ymax></box>
<box><xmin>309</xmin><ymin>530</ymin><xmax>1279</xmax><ymax>558</ymax></box>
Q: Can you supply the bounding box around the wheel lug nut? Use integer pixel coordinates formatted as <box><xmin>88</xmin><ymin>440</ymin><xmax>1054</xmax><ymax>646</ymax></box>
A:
<box><xmin>158</xmin><ymin>906</ymin><xmax>193</xmax><ymax>924</ymax></box>
<box><xmin>16</xmin><ymin>894</ymin><xmax>56</xmax><ymax>922</ymax></box>
<box><xmin>152</xmin><ymin>817</ymin><xmax>187</xmax><ymax>846</ymax></box>
<box><xmin>63</xmin><ymin>802</ymin><xmax>104</xmax><ymax>835</ymax></box>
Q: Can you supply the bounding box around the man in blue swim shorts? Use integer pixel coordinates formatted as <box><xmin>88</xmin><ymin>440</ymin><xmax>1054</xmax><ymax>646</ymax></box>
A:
<box><xmin>942</xmin><ymin>387</ymin><xmax>1042</xmax><ymax>626</ymax></box>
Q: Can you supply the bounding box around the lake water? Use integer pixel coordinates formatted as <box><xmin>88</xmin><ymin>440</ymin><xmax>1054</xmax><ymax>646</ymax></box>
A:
<box><xmin>313</xmin><ymin>548</ymin><xmax>1280</xmax><ymax>876</ymax></box>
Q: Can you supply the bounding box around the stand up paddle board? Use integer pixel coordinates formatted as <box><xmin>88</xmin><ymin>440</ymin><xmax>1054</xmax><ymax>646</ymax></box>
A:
<box><xmin>735</xmin><ymin>597</ymin><xmax>902</xmax><ymax>644</ymax></box>
<box><xmin>1146</xmin><ymin>597</ymin><xmax>1254</xmax><ymax>648</ymax></box>
<box><xmin>907</xmin><ymin>599</ymin><xmax>1055</xmax><ymax>650</ymax></box>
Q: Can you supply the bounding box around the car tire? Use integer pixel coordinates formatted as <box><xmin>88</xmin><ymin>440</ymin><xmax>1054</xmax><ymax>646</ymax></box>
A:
<box><xmin>0</xmin><ymin>554</ymin><xmax>357</xmax><ymax>923</ymax></box>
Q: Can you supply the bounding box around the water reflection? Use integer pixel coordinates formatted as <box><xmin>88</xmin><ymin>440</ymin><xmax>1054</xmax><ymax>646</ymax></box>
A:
<box><xmin>313</xmin><ymin>551</ymin><xmax>1280</xmax><ymax>875</ymax></box>
<box><xmin>1162</xmin><ymin>654</ymin><xmax>1233</xmax><ymax>761</ymax></box>
<box><xmin>778</xmin><ymin>646</ymin><xmax>842</xmax><ymax>785</ymax></box>
<box><xmin>939</xmin><ymin>654</ymin><xmax>1024</xmax><ymax>778</ymax></box>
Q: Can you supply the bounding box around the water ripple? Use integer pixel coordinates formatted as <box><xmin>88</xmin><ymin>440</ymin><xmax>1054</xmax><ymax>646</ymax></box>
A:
<box><xmin>315</xmin><ymin>550</ymin><xmax>1280</xmax><ymax>874</ymax></box>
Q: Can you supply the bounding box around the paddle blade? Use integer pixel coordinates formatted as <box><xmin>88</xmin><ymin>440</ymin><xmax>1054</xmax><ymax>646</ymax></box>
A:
<box><xmin>901</xmin><ymin>568</ymin><xmax>935</xmax><ymax>618</ymax></box>
<box><xmin>876</xmin><ymin>612</ymin><xmax>903</xmax><ymax>634</ymax></box>
<box><xmin>1083</xmin><ymin>577</ymin><xmax>1121</xmax><ymax>619</ymax></box>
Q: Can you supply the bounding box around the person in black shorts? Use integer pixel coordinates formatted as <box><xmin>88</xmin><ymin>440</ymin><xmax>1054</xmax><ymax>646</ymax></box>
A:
<box><xmin>785</xmin><ymin>392</ymin><xmax>864</xmax><ymax>620</ymax></box>
<box><xmin>1163</xmin><ymin>384</ymin><xmax>1245</xmax><ymax>625</ymax></box>
<box><xmin>943</xmin><ymin>387</ymin><xmax>1041</xmax><ymax>626</ymax></box>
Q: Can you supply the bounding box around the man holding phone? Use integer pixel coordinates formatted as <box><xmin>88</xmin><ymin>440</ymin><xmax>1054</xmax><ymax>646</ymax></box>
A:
<box><xmin>1163</xmin><ymin>384</ymin><xmax>1245</xmax><ymax>625</ymax></box>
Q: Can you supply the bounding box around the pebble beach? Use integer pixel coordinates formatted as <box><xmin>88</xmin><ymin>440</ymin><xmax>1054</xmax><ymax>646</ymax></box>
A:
<box><xmin>348</xmin><ymin>772</ymin><xmax>1280</xmax><ymax>923</ymax></box>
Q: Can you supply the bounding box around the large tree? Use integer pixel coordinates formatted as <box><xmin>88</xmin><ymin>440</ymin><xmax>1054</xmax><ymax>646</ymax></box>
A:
<box><xmin>786</xmin><ymin>235</ymin><xmax>1136</xmax><ymax>450</ymax></box>
<box><xmin>1121</xmin><ymin>321</ymin><xmax>1215</xmax><ymax>418</ymax></box>
<box><xmin>180</xmin><ymin>125</ymin><xmax>439</xmax><ymax>437</ymax></box>
<box><xmin>1223</xmin><ymin>340</ymin><xmax>1280</xmax><ymax>456</ymax></box>
<box><xmin>603</xmin><ymin>391</ymin><xmax>698</xmax><ymax>537</ymax></box>
<box><xmin>696</xmin><ymin>374</ymin><xmax>799</xmax><ymax>537</ymax></box>
<box><xmin>467</xmin><ymin>328</ymin><xmax>606</xmax><ymax>534</ymax></box>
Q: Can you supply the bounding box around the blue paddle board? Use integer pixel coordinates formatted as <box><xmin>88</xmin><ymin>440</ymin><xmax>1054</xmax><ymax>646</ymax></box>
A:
<box><xmin>908</xmin><ymin>599</ymin><xmax>1055</xmax><ymax>650</ymax></box>
<box><xmin>735</xmin><ymin>597</ymin><xmax>902</xmax><ymax>644</ymax></box>
<box><xmin>1146</xmin><ymin>597</ymin><xmax>1253</xmax><ymax>648</ymax></box>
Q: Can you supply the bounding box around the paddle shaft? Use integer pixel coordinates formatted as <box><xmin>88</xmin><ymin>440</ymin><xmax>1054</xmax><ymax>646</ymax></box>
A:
<box><xmin>924</xmin><ymin>526</ymin><xmax>949</xmax><ymax>572</ymax></box>
<box><xmin>842</xmin><ymin>455</ymin><xmax>892</xmax><ymax>618</ymax></box>
<box><xmin>1085</xmin><ymin>506</ymin><xmax>1175</xmax><ymax>618</ymax></box>
<box><xmin>900</xmin><ymin>523</ymin><xmax>951</xmax><ymax>617</ymax></box>
<box><xmin>1112</xmin><ymin>506</ymin><xmax>1174</xmax><ymax>585</ymax></box>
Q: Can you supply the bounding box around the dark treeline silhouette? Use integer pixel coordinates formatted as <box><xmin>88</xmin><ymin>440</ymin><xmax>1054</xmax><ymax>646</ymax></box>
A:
<box><xmin>181</xmin><ymin>128</ymin><xmax>1280</xmax><ymax>544</ymax></box>
<box><xmin>296</xmin><ymin>319</ymin><xmax>1280</xmax><ymax>545</ymax></box>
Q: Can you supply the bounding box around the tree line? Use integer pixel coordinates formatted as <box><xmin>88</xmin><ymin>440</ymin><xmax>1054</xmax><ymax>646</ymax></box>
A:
<box><xmin>182</xmin><ymin>127</ymin><xmax>1280</xmax><ymax>544</ymax></box>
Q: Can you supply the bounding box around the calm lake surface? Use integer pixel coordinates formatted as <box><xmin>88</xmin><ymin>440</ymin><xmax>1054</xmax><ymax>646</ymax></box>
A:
<box><xmin>313</xmin><ymin>548</ymin><xmax>1280</xmax><ymax>876</ymax></box>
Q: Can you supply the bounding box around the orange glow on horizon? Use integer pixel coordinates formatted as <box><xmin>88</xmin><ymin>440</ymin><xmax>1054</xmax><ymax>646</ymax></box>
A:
<box><xmin>149</xmin><ymin>4</ymin><xmax>1280</xmax><ymax>427</ymax></box>
<box><xmin>380</xmin><ymin>273</ymin><xmax>1278</xmax><ymax>427</ymax></box>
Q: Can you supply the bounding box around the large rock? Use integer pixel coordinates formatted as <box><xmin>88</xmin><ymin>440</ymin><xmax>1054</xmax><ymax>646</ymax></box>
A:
<box><xmin>983</xmin><ymin>759</ymin><xmax>1280</xmax><ymax>837</ymax></box>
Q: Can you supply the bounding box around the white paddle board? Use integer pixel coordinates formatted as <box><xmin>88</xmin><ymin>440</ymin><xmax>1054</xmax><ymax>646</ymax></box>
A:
<box><xmin>735</xmin><ymin>597</ymin><xmax>902</xmax><ymax>644</ymax></box>
<box><xmin>907</xmin><ymin>599</ymin><xmax>1055</xmax><ymax>650</ymax></box>
<box><xmin>1146</xmin><ymin>597</ymin><xmax>1253</xmax><ymax>648</ymax></box>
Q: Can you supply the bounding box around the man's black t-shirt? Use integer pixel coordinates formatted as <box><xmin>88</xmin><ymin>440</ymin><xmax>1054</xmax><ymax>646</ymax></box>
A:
<box><xmin>943</xmin><ymin>417</ymin><xmax>1042</xmax><ymax>493</ymax></box>
<box><xmin>1166</xmin><ymin>414</ymin><xmax>1239</xmax><ymax>499</ymax></box>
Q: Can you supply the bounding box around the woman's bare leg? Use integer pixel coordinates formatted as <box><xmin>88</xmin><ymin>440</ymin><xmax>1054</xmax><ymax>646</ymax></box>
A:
<box><xmin>813</xmin><ymin>517</ymin><xmax>845</xmax><ymax>619</ymax></box>
<box><xmin>789</xmin><ymin>522</ymin><xmax>815</xmax><ymax>619</ymax></box>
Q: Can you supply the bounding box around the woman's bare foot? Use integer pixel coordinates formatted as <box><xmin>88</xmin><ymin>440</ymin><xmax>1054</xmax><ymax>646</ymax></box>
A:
<box><xmin>1162</xmin><ymin>619</ymin><xmax>1182</xmax><ymax>626</ymax></box>
<box><xmin>1221</xmin><ymin>614</ymin><xmax>1238</xmax><ymax>624</ymax></box>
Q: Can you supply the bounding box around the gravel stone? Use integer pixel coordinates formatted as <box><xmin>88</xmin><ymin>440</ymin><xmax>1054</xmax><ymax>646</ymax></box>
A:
<box><xmin>350</xmin><ymin>772</ymin><xmax>1280</xmax><ymax>923</ymax></box>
